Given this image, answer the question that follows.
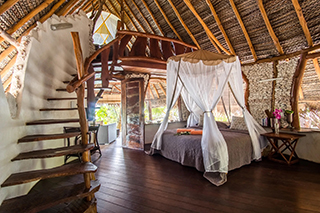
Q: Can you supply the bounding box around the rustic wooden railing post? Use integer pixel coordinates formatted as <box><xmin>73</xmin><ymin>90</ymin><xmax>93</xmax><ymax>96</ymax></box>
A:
<box><xmin>70</xmin><ymin>32</ymin><xmax>92</xmax><ymax>201</ymax></box>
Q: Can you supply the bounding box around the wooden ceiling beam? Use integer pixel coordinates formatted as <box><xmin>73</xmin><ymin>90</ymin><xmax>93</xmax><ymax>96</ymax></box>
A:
<box><xmin>0</xmin><ymin>0</ymin><xmax>56</xmax><ymax>44</ymax></box>
<box><xmin>229</xmin><ymin>0</ymin><xmax>257</xmax><ymax>60</ymax></box>
<box><xmin>0</xmin><ymin>55</ymin><xmax>17</xmax><ymax>79</ymax></box>
<box><xmin>83</xmin><ymin>0</ymin><xmax>96</xmax><ymax>12</ymax></box>
<box><xmin>312</xmin><ymin>59</ymin><xmax>320</xmax><ymax>81</ymax></box>
<box><xmin>0</xmin><ymin>0</ymin><xmax>19</xmax><ymax>16</ymax></box>
<box><xmin>152</xmin><ymin>84</ymin><xmax>160</xmax><ymax>98</ymax></box>
<box><xmin>158</xmin><ymin>82</ymin><xmax>166</xmax><ymax>96</ymax></box>
<box><xmin>78</xmin><ymin>0</ymin><xmax>92</xmax><ymax>12</ymax></box>
<box><xmin>56</xmin><ymin>0</ymin><xmax>79</xmax><ymax>16</ymax></box>
<box><xmin>154</xmin><ymin>0</ymin><xmax>182</xmax><ymax>41</ymax></box>
<box><xmin>0</xmin><ymin>46</ymin><xmax>15</xmax><ymax>62</ymax></box>
<box><xmin>256</xmin><ymin>0</ymin><xmax>283</xmax><ymax>55</ymax></box>
<box><xmin>129</xmin><ymin>0</ymin><xmax>155</xmax><ymax>34</ymax></box>
<box><xmin>291</xmin><ymin>0</ymin><xmax>313</xmax><ymax>47</ymax></box>
<box><xmin>68</xmin><ymin>0</ymin><xmax>86</xmax><ymax>15</ymax></box>
<box><xmin>243</xmin><ymin>43</ymin><xmax>320</xmax><ymax>65</ymax></box>
<box><xmin>205</xmin><ymin>0</ymin><xmax>235</xmax><ymax>54</ymax></box>
<box><xmin>105</xmin><ymin>1</ymin><xmax>138</xmax><ymax>31</ymax></box>
<box><xmin>140</xmin><ymin>0</ymin><xmax>164</xmax><ymax>36</ymax></box>
<box><xmin>167</xmin><ymin>0</ymin><xmax>200</xmax><ymax>49</ymax></box>
<box><xmin>2</xmin><ymin>74</ymin><xmax>13</xmax><ymax>90</ymax></box>
<box><xmin>183</xmin><ymin>0</ymin><xmax>231</xmax><ymax>55</ymax></box>
<box><xmin>148</xmin><ymin>83</ymin><xmax>154</xmax><ymax>99</ymax></box>
<box><xmin>114</xmin><ymin>0</ymin><xmax>147</xmax><ymax>32</ymax></box>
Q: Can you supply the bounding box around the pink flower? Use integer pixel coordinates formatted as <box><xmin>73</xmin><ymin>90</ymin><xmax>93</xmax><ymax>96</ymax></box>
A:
<box><xmin>273</xmin><ymin>109</ymin><xmax>282</xmax><ymax>119</ymax></box>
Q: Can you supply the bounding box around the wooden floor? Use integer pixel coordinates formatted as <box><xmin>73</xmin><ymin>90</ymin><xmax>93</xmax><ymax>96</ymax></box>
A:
<box><xmin>33</xmin><ymin>138</ymin><xmax>320</xmax><ymax>213</ymax></box>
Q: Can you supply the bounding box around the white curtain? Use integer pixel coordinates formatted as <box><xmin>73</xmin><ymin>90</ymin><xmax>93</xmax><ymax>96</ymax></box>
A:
<box><xmin>181</xmin><ymin>88</ymin><xmax>202</xmax><ymax>127</ymax></box>
<box><xmin>176</xmin><ymin>59</ymin><xmax>235</xmax><ymax>185</ymax></box>
<box><xmin>227</xmin><ymin>59</ymin><xmax>268</xmax><ymax>159</ymax></box>
<box><xmin>150</xmin><ymin>60</ymin><xmax>183</xmax><ymax>151</ymax></box>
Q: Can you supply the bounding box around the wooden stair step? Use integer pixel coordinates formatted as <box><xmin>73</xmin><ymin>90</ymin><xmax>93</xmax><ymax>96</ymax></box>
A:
<box><xmin>26</xmin><ymin>119</ymin><xmax>80</xmax><ymax>125</ymax></box>
<box><xmin>39</xmin><ymin>108</ymin><xmax>78</xmax><ymax>111</ymax></box>
<box><xmin>1</xmin><ymin>162</ymin><xmax>97</xmax><ymax>187</ymax></box>
<box><xmin>18</xmin><ymin>132</ymin><xmax>81</xmax><ymax>143</ymax></box>
<box><xmin>0</xmin><ymin>180</ymin><xmax>100</xmax><ymax>213</ymax></box>
<box><xmin>47</xmin><ymin>97</ymin><xmax>87</xmax><ymax>101</ymax></box>
<box><xmin>11</xmin><ymin>144</ymin><xmax>94</xmax><ymax>161</ymax></box>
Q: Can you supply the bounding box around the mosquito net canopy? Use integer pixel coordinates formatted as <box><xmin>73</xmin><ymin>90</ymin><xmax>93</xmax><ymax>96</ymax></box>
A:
<box><xmin>150</xmin><ymin>49</ymin><xmax>267</xmax><ymax>186</ymax></box>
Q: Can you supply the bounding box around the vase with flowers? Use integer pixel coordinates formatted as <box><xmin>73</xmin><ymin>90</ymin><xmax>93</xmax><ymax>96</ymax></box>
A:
<box><xmin>273</xmin><ymin>109</ymin><xmax>282</xmax><ymax>134</ymax></box>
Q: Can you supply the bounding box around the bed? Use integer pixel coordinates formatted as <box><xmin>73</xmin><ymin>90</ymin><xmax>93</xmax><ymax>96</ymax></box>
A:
<box><xmin>154</xmin><ymin>122</ymin><xmax>253</xmax><ymax>173</ymax></box>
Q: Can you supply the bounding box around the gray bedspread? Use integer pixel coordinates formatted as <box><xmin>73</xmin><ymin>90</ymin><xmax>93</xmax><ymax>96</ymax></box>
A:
<box><xmin>158</xmin><ymin>125</ymin><xmax>253</xmax><ymax>172</ymax></box>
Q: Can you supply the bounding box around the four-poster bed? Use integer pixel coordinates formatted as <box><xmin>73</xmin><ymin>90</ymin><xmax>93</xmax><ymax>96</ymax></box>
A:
<box><xmin>149</xmin><ymin>49</ymin><xmax>268</xmax><ymax>186</ymax></box>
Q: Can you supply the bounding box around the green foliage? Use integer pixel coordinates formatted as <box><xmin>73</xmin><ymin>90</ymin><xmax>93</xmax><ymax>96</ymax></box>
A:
<box><xmin>96</xmin><ymin>104</ymin><xmax>120</xmax><ymax>125</ymax></box>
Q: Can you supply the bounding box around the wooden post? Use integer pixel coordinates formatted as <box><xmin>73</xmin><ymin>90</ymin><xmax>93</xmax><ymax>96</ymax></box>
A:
<box><xmin>271</xmin><ymin>61</ymin><xmax>278</xmax><ymax>112</ymax></box>
<box><xmin>101</xmin><ymin>48</ymin><xmax>110</xmax><ymax>88</ymax></box>
<box><xmin>241</xmin><ymin>72</ymin><xmax>250</xmax><ymax>113</ymax></box>
<box><xmin>147</xmin><ymin>101</ymin><xmax>152</xmax><ymax>121</ymax></box>
<box><xmin>70</xmin><ymin>32</ymin><xmax>92</xmax><ymax>200</ymax></box>
<box><xmin>291</xmin><ymin>52</ymin><xmax>307</xmax><ymax>130</ymax></box>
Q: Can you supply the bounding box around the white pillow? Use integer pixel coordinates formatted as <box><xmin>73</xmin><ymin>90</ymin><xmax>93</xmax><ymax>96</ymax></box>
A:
<box><xmin>229</xmin><ymin>116</ymin><xmax>248</xmax><ymax>131</ymax></box>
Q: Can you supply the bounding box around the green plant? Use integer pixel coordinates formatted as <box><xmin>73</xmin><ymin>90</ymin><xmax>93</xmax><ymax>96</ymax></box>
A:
<box><xmin>96</xmin><ymin>104</ymin><xmax>120</xmax><ymax>125</ymax></box>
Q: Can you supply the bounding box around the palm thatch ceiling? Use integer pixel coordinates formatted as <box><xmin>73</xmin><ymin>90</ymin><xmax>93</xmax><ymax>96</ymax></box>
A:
<box><xmin>1</xmin><ymin>0</ymin><xmax>320</xmax><ymax>94</ymax></box>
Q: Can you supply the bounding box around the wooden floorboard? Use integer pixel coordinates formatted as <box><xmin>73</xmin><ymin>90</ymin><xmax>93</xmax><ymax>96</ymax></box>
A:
<box><xmin>29</xmin><ymin>138</ymin><xmax>320</xmax><ymax>213</ymax></box>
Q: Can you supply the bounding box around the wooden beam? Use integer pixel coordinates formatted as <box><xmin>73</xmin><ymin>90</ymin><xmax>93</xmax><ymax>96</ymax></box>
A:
<box><xmin>291</xmin><ymin>0</ymin><xmax>313</xmax><ymax>47</ymax></box>
<box><xmin>256</xmin><ymin>0</ymin><xmax>283</xmax><ymax>55</ymax></box>
<box><xmin>2</xmin><ymin>74</ymin><xmax>13</xmax><ymax>89</ymax></box>
<box><xmin>306</xmin><ymin>51</ymin><xmax>320</xmax><ymax>59</ymax></box>
<box><xmin>68</xmin><ymin>0</ymin><xmax>86</xmax><ymax>15</ymax></box>
<box><xmin>291</xmin><ymin>52</ymin><xmax>307</xmax><ymax>130</ymax></box>
<box><xmin>299</xmin><ymin>86</ymin><xmax>304</xmax><ymax>100</ymax></box>
<box><xmin>0</xmin><ymin>46</ymin><xmax>15</xmax><ymax>62</ymax></box>
<box><xmin>0</xmin><ymin>0</ymin><xmax>19</xmax><ymax>16</ymax></box>
<box><xmin>183</xmin><ymin>0</ymin><xmax>231</xmax><ymax>55</ymax></box>
<box><xmin>79</xmin><ymin>0</ymin><xmax>92</xmax><ymax>12</ymax></box>
<box><xmin>229</xmin><ymin>0</ymin><xmax>257</xmax><ymax>60</ymax></box>
<box><xmin>152</xmin><ymin>84</ymin><xmax>160</xmax><ymax>98</ymax></box>
<box><xmin>117</xmin><ymin>30</ymin><xmax>198</xmax><ymax>49</ymax></box>
<box><xmin>140</xmin><ymin>0</ymin><xmax>164</xmax><ymax>36</ymax></box>
<box><xmin>106</xmin><ymin>0</ymin><xmax>138</xmax><ymax>31</ymax></box>
<box><xmin>128</xmin><ymin>0</ymin><xmax>155</xmax><ymax>34</ymax></box>
<box><xmin>0</xmin><ymin>0</ymin><xmax>55</xmax><ymax>44</ymax></box>
<box><xmin>313</xmin><ymin>59</ymin><xmax>320</xmax><ymax>81</ymax></box>
<box><xmin>271</xmin><ymin>61</ymin><xmax>278</xmax><ymax>112</ymax></box>
<box><xmin>114</xmin><ymin>85</ymin><xmax>121</xmax><ymax>92</ymax></box>
<box><xmin>167</xmin><ymin>0</ymin><xmax>200</xmax><ymax>49</ymax></box>
<box><xmin>205</xmin><ymin>0</ymin><xmax>235</xmax><ymax>54</ymax></box>
<box><xmin>56</xmin><ymin>0</ymin><xmax>79</xmax><ymax>16</ymax></box>
<box><xmin>154</xmin><ymin>0</ymin><xmax>182</xmax><ymax>41</ymax></box>
<box><xmin>0</xmin><ymin>29</ymin><xmax>19</xmax><ymax>48</ymax></box>
<box><xmin>243</xmin><ymin>43</ymin><xmax>320</xmax><ymax>65</ymax></box>
<box><xmin>147</xmin><ymin>83</ymin><xmax>154</xmax><ymax>99</ymax></box>
<box><xmin>158</xmin><ymin>82</ymin><xmax>166</xmax><ymax>96</ymax></box>
<box><xmin>114</xmin><ymin>0</ymin><xmax>147</xmax><ymax>32</ymax></box>
<box><xmin>0</xmin><ymin>55</ymin><xmax>17</xmax><ymax>79</ymax></box>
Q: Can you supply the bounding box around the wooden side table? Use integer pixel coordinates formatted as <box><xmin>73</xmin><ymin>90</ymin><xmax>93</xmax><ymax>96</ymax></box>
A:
<box><xmin>261</xmin><ymin>132</ymin><xmax>306</xmax><ymax>165</ymax></box>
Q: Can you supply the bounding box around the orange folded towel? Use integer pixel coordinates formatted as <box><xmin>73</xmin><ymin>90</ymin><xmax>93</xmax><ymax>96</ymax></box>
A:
<box><xmin>190</xmin><ymin>130</ymin><xmax>203</xmax><ymax>135</ymax></box>
<box><xmin>176</xmin><ymin>129</ymin><xmax>194</xmax><ymax>133</ymax></box>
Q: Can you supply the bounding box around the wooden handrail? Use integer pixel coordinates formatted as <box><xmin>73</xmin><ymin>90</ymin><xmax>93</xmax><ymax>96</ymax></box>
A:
<box><xmin>66</xmin><ymin>72</ymin><xmax>95</xmax><ymax>93</ymax></box>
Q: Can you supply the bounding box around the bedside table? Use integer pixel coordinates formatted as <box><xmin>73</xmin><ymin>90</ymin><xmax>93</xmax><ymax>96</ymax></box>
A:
<box><xmin>261</xmin><ymin>132</ymin><xmax>306</xmax><ymax>165</ymax></box>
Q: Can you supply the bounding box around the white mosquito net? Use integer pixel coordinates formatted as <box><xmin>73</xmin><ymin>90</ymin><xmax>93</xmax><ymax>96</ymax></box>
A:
<box><xmin>150</xmin><ymin>49</ymin><xmax>267</xmax><ymax>186</ymax></box>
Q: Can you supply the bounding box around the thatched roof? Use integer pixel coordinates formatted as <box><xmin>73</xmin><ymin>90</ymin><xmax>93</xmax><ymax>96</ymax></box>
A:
<box><xmin>1</xmin><ymin>0</ymin><xmax>320</xmax><ymax>94</ymax></box>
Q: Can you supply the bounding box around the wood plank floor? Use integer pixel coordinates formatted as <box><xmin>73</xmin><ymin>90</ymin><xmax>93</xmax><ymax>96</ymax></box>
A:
<box><xmin>31</xmin><ymin>138</ymin><xmax>320</xmax><ymax>213</ymax></box>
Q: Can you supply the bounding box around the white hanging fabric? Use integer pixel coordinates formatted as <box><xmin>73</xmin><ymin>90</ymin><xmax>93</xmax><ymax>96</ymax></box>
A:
<box><xmin>150</xmin><ymin>50</ymin><xmax>265</xmax><ymax>186</ymax></box>
<box><xmin>181</xmin><ymin>88</ymin><xmax>202</xmax><ymax>127</ymax></box>
<box><xmin>227</xmin><ymin>61</ymin><xmax>268</xmax><ymax>159</ymax></box>
<box><xmin>150</xmin><ymin>60</ymin><xmax>183</xmax><ymax>151</ymax></box>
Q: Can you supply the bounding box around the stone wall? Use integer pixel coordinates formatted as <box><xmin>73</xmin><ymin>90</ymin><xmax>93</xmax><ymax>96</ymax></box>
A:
<box><xmin>242</xmin><ymin>57</ymin><xmax>299</xmax><ymax>123</ymax></box>
<box><xmin>275</xmin><ymin>58</ymin><xmax>299</xmax><ymax>110</ymax></box>
<box><xmin>242</xmin><ymin>63</ymin><xmax>273</xmax><ymax>122</ymax></box>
